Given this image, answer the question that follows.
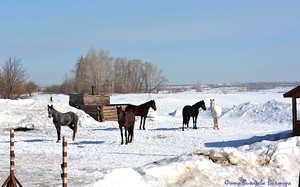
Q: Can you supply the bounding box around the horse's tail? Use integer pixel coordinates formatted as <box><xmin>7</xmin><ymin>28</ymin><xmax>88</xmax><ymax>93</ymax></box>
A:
<box><xmin>77</xmin><ymin>117</ymin><xmax>82</xmax><ymax>127</ymax></box>
<box><xmin>125</xmin><ymin>105</ymin><xmax>132</xmax><ymax>112</ymax></box>
<box><xmin>182</xmin><ymin>107</ymin><xmax>191</xmax><ymax>124</ymax></box>
<box><xmin>72</xmin><ymin>113</ymin><xmax>79</xmax><ymax>141</ymax></box>
<box><xmin>183</xmin><ymin>115</ymin><xmax>188</xmax><ymax>124</ymax></box>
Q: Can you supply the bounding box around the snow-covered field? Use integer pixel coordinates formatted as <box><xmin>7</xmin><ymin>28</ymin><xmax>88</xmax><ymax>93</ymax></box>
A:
<box><xmin>0</xmin><ymin>87</ymin><xmax>299</xmax><ymax>187</ymax></box>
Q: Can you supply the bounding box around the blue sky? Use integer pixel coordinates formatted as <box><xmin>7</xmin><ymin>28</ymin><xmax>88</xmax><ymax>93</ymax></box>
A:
<box><xmin>0</xmin><ymin>1</ymin><xmax>299</xmax><ymax>86</ymax></box>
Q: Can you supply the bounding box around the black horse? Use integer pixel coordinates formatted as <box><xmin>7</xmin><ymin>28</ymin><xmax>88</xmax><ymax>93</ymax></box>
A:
<box><xmin>116</xmin><ymin>106</ymin><xmax>135</xmax><ymax>144</ymax></box>
<box><xmin>125</xmin><ymin>100</ymin><xmax>157</xmax><ymax>130</ymax></box>
<box><xmin>47</xmin><ymin>105</ymin><xmax>79</xmax><ymax>142</ymax></box>
<box><xmin>182</xmin><ymin>100</ymin><xmax>206</xmax><ymax>131</ymax></box>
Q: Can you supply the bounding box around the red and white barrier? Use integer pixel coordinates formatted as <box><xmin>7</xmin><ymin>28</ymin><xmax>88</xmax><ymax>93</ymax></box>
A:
<box><xmin>2</xmin><ymin>129</ymin><xmax>23</xmax><ymax>187</ymax></box>
<box><xmin>61</xmin><ymin>136</ymin><xmax>68</xmax><ymax>187</ymax></box>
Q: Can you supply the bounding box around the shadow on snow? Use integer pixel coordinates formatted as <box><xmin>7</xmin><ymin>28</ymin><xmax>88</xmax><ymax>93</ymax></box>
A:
<box><xmin>91</xmin><ymin>127</ymin><xmax>118</xmax><ymax>131</ymax></box>
<box><xmin>150</xmin><ymin>127</ymin><xmax>181</xmax><ymax>131</ymax></box>
<box><xmin>0</xmin><ymin>139</ymin><xmax>52</xmax><ymax>143</ymax></box>
<box><xmin>70</xmin><ymin>140</ymin><xmax>105</xmax><ymax>145</ymax></box>
<box><xmin>205</xmin><ymin>130</ymin><xmax>292</xmax><ymax>148</ymax></box>
<box><xmin>108</xmin><ymin>151</ymin><xmax>177</xmax><ymax>157</ymax></box>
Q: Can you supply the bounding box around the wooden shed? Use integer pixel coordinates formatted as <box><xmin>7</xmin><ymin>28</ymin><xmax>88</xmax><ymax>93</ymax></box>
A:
<box><xmin>69</xmin><ymin>94</ymin><xmax>110</xmax><ymax>108</ymax></box>
<box><xmin>283</xmin><ymin>86</ymin><xmax>300</xmax><ymax>136</ymax></box>
<box><xmin>69</xmin><ymin>93</ymin><xmax>128</xmax><ymax>122</ymax></box>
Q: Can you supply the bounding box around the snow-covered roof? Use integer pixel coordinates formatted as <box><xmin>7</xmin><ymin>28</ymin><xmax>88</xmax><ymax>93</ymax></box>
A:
<box><xmin>283</xmin><ymin>85</ymin><xmax>300</xmax><ymax>98</ymax></box>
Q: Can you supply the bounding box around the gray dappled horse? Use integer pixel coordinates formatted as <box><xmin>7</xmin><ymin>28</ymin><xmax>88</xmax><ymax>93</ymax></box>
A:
<box><xmin>116</xmin><ymin>106</ymin><xmax>135</xmax><ymax>144</ymax></box>
<box><xmin>47</xmin><ymin>105</ymin><xmax>79</xmax><ymax>142</ymax></box>
<box><xmin>182</xmin><ymin>100</ymin><xmax>206</xmax><ymax>131</ymax></box>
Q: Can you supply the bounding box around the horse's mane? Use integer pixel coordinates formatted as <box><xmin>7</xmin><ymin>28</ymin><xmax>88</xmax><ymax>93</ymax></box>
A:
<box><xmin>140</xmin><ymin>100</ymin><xmax>154</xmax><ymax>106</ymax></box>
<box><xmin>192</xmin><ymin>100</ymin><xmax>204</xmax><ymax>108</ymax></box>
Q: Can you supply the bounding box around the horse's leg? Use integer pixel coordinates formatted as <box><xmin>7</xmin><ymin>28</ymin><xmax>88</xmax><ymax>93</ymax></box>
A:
<box><xmin>182</xmin><ymin>116</ymin><xmax>185</xmax><ymax>131</ymax></box>
<box><xmin>55</xmin><ymin>124</ymin><xmax>61</xmax><ymax>143</ymax></box>
<box><xmin>73</xmin><ymin>116</ymin><xmax>79</xmax><ymax>141</ymax></box>
<box><xmin>68</xmin><ymin>123</ymin><xmax>76</xmax><ymax>141</ymax></box>
<box><xmin>72</xmin><ymin>122</ymin><xmax>78</xmax><ymax>141</ymax></box>
<box><xmin>127</xmin><ymin>126</ymin><xmax>131</xmax><ymax>143</ymax></box>
<box><xmin>213</xmin><ymin>117</ymin><xmax>218</xmax><ymax>130</ymax></box>
<box><xmin>126</xmin><ymin>127</ymin><xmax>129</xmax><ymax>143</ymax></box>
<box><xmin>119</xmin><ymin>126</ymin><xmax>124</xmax><ymax>144</ymax></box>
<box><xmin>193</xmin><ymin>116</ymin><xmax>197</xmax><ymax>129</ymax></box>
<box><xmin>130</xmin><ymin>127</ymin><xmax>134</xmax><ymax>143</ymax></box>
<box><xmin>128</xmin><ymin>127</ymin><xmax>131</xmax><ymax>143</ymax></box>
<box><xmin>142</xmin><ymin>116</ymin><xmax>146</xmax><ymax>130</ymax></box>
<box><xmin>216</xmin><ymin>117</ymin><xmax>220</xmax><ymax>130</ymax></box>
<box><xmin>187</xmin><ymin>116</ymin><xmax>190</xmax><ymax>129</ymax></box>
<box><xmin>124</xmin><ymin>127</ymin><xmax>128</xmax><ymax>144</ymax></box>
<box><xmin>139</xmin><ymin>117</ymin><xmax>142</xmax><ymax>130</ymax></box>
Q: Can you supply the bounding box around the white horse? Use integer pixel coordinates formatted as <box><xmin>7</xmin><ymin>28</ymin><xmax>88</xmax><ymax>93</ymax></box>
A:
<box><xmin>210</xmin><ymin>99</ymin><xmax>222</xmax><ymax>130</ymax></box>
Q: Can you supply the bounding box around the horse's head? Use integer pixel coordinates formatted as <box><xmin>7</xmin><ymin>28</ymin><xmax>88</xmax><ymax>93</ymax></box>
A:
<box><xmin>193</xmin><ymin>100</ymin><xmax>206</xmax><ymax>111</ymax></box>
<box><xmin>150</xmin><ymin>100</ymin><xmax>157</xmax><ymax>111</ymax></box>
<box><xmin>200</xmin><ymin>100</ymin><xmax>206</xmax><ymax>111</ymax></box>
<box><xmin>47</xmin><ymin>105</ymin><xmax>54</xmax><ymax>118</ymax></box>
<box><xmin>210</xmin><ymin>99</ymin><xmax>215</xmax><ymax>108</ymax></box>
<box><xmin>116</xmin><ymin>106</ymin><xmax>124</xmax><ymax>119</ymax></box>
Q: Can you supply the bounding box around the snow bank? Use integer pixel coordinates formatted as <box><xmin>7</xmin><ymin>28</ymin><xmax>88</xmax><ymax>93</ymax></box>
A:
<box><xmin>89</xmin><ymin>136</ymin><xmax>300</xmax><ymax>187</ymax></box>
<box><xmin>0</xmin><ymin>95</ymin><xmax>99</xmax><ymax>129</ymax></box>
<box><xmin>223</xmin><ymin>99</ymin><xmax>291</xmax><ymax>123</ymax></box>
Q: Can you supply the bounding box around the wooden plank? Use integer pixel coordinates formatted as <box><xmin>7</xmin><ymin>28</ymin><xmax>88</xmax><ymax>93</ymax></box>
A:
<box><xmin>100</xmin><ymin>104</ymin><xmax>128</xmax><ymax>121</ymax></box>
<box><xmin>69</xmin><ymin>94</ymin><xmax>110</xmax><ymax>108</ymax></box>
<box><xmin>75</xmin><ymin>103</ymin><xmax>129</xmax><ymax>122</ymax></box>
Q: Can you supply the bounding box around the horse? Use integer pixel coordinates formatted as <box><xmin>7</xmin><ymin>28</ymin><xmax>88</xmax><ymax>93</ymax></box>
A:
<box><xmin>182</xmin><ymin>100</ymin><xmax>206</xmax><ymax>131</ymax></box>
<box><xmin>116</xmin><ymin>106</ymin><xmax>135</xmax><ymax>144</ymax></box>
<box><xmin>47</xmin><ymin>105</ymin><xmax>79</xmax><ymax>142</ymax></box>
<box><xmin>210</xmin><ymin>99</ymin><xmax>222</xmax><ymax>130</ymax></box>
<box><xmin>125</xmin><ymin>100</ymin><xmax>157</xmax><ymax>130</ymax></box>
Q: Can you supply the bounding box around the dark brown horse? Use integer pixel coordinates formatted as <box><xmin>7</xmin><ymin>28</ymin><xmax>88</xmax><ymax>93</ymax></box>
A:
<box><xmin>125</xmin><ymin>100</ymin><xmax>157</xmax><ymax>130</ymax></box>
<box><xmin>116</xmin><ymin>106</ymin><xmax>135</xmax><ymax>144</ymax></box>
<box><xmin>182</xmin><ymin>100</ymin><xmax>206</xmax><ymax>131</ymax></box>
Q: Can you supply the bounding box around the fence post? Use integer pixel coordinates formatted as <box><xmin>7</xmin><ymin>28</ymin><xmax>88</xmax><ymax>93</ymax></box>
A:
<box><xmin>298</xmin><ymin>169</ymin><xmax>300</xmax><ymax>187</ymax></box>
<box><xmin>2</xmin><ymin>128</ymin><xmax>22</xmax><ymax>187</ymax></box>
<box><xmin>61</xmin><ymin>136</ymin><xmax>67</xmax><ymax>187</ymax></box>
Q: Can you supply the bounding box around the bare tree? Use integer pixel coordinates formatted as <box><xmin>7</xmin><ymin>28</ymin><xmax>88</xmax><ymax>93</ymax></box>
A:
<box><xmin>112</xmin><ymin>57</ymin><xmax>127</xmax><ymax>93</ymax></box>
<box><xmin>126</xmin><ymin>59</ymin><xmax>143</xmax><ymax>93</ymax></box>
<box><xmin>24</xmin><ymin>81</ymin><xmax>38</xmax><ymax>96</ymax></box>
<box><xmin>61</xmin><ymin>74</ymin><xmax>76</xmax><ymax>94</ymax></box>
<box><xmin>149</xmin><ymin>68</ymin><xmax>168</xmax><ymax>93</ymax></box>
<box><xmin>141</xmin><ymin>63</ymin><xmax>168</xmax><ymax>93</ymax></box>
<box><xmin>83</xmin><ymin>49</ymin><xmax>110</xmax><ymax>93</ymax></box>
<box><xmin>73</xmin><ymin>48</ymin><xmax>168</xmax><ymax>94</ymax></box>
<box><xmin>0</xmin><ymin>58</ymin><xmax>28</xmax><ymax>99</ymax></box>
<box><xmin>75</xmin><ymin>55</ymin><xmax>90</xmax><ymax>93</ymax></box>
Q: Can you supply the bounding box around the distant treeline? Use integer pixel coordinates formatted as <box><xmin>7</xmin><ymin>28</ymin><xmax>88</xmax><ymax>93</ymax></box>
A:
<box><xmin>55</xmin><ymin>48</ymin><xmax>168</xmax><ymax>94</ymax></box>
<box><xmin>206</xmin><ymin>82</ymin><xmax>300</xmax><ymax>91</ymax></box>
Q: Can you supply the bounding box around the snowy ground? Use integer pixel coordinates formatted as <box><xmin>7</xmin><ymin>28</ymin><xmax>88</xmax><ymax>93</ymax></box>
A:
<box><xmin>0</xmin><ymin>87</ymin><xmax>299</xmax><ymax>187</ymax></box>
